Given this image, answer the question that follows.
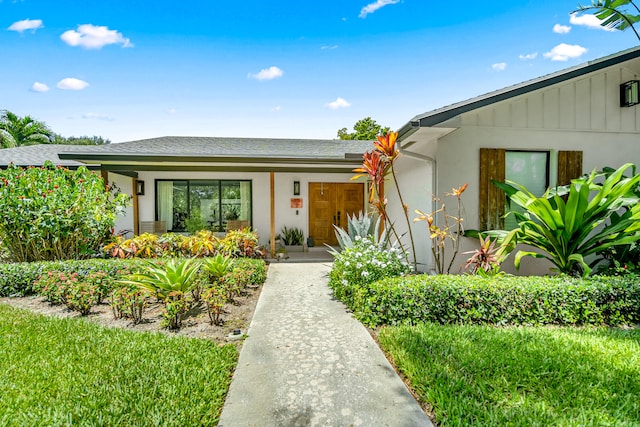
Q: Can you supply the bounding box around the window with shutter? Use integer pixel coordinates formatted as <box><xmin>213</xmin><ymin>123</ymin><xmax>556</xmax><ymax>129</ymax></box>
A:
<box><xmin>478</xmin><ymin>148</ymin><xmax>583</xmax><ymax>231</ymax></box>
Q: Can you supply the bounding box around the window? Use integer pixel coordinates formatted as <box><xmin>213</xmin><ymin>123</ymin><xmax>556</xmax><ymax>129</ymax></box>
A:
<box><xmin>479</xmin><ymin>148</ymin><xmax>582</xmax><ymax>230</ymax></box>
<box><xmin>156</xmin><ymin>180</ymin><xmax>252</xmax><ymax>232</ymax></box>
<box><xmin>504</xmin><ymin>151</ymin><xmax>549</xmax><ymax>230</ymax></box>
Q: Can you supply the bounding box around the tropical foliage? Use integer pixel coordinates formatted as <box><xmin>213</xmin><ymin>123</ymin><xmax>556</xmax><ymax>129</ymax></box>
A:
<box><xmin>493</xmin><ymin>163</ymin><xmax>640</xmax><ymax>276</ymax></box>
<box><xmin>119</xmin><ymin>258</ymin><xmax>202</xmax><ymax>300</ymax></box>
<box><xmin>104</xmin><ymin>228</ymin><xmax>265</xmax><ymax>259</ymax></box>
<box><xmin>0</xmin><ymin>110</ymin><xmax>52</xmax><ymax>148</ymax></box>
<box><xmin>352</xmin><ymin>131</ymin><xmax>416</xmax><ymax>269</ymax></box>
<box><xmin>0</xmin><ymin>162</ymin><xmax>129</xmax><ymax>262</ymax></box>
<box><xmin>574</xmin><ymin>0</ymin><xmax>640</xmax><ymax>40</ymax></box>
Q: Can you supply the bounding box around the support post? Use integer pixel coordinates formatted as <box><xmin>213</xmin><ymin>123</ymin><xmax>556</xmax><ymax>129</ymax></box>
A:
<box><xmin>270</xmin><ymin>172</ymin><xmax>276</xmax><ymax>257</ymax></box>
<box><xmin>132</xmin><ymin>178</ymin><xmax>139</xmax><ymax>236</ymax></box>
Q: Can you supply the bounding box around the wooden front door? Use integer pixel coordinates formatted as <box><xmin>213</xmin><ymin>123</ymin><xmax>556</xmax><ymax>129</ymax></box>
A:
<box><xmin>308</xmin><ymin>182</ymin><xmax>364</xmax><ymax>246</ymax></box>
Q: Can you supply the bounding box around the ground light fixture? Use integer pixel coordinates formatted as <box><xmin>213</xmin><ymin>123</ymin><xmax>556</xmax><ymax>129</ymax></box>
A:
<box><xmin>620</xmin><ymin>80</ymin><xmax>639</xmax><ymax>107</ymax></box>
<box><xmin>136</xmin><ymin>180</ymin><xmax>145</xmax><ymax>195</ymax></box>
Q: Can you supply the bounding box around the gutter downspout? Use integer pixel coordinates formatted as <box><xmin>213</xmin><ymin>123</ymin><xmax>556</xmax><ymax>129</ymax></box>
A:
<box><xmin>396</xmin><ymin>123</ymin><xmax>438</xmax><ymax>274</ymax></box>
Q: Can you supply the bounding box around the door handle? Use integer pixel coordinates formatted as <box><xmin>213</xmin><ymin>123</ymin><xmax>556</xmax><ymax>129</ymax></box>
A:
<box><xmin>337</xmin><ymin>211</ymin><xmax>341</xmax><ymax>225</ymax></box>
<box><xmin>333</xmin><ymin>215</ymin><xmax>337</xmax><ymax>225</ymax></box>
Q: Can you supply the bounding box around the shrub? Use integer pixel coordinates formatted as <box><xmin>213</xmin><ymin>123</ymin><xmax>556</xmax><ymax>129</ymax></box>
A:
<box><xmin>103</xmin><ymin>229</ymin><xmax>265</xmax><ymax>259</ymax></box>
<box><xmin>0</xmin><ymin>162</ymin><xmax>129</xmax><ymax>262</ymax></box>
<box><xmin>162</xmin><ymin>291</ymin><xmax>189</xmax><ymax>329</ymax></box>
<box><xmin>110</xmin><ymin>285</ymin><xmax>147</xmax><ymax>324</ymax></box>
<box><xmin>33</xmin><ymin>271</ymin><xmax>101</xmax><ymax>315</ymax></box>
<box><xmin>65</xmin><ymin>281</ymin><xmax>100</xmax><ymax>315</ymax></box>
<box><xmin>342</xmin><ymin>274</ymin><xmax>640</xmax><ymax>328</ymax></box>
<box><xmin>33</xmin><ymin>271</ymin><xmax>76</xmax><ymax>304</ymax></box>
<box><xmin>0</xmin><ymin>258</ymin><xmax>142</xmax><ymax>297</ymax></box>
<box><xmin>202</xmin><ymin>286</ymin><xmax>227</xmax><ymax>325</ymax></box>
<box><xmin>329</xmin><ymin>235</ymin><xmax>410</xmax><ymax>305</ymax></box>
<box><xmin>232</xmin><ymin>258</ymin><xmax>266</xmax><ymax>285</ymax></box>
<box><xmin>219</xmin><ymin>228</ymin><xmax>265</xmax><ymax>259</ymax></box>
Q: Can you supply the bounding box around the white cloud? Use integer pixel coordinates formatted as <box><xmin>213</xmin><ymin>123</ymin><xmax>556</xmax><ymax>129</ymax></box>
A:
<box><xmin>519</xmin><ymin>52</ymin><xmax>538</xmax><ymax>60</ymax></box>
<box><xmin>57</xmin><ymin>78</ymin><xmax>89</xmax><ymax>90</ymax></box>
<box><xmin>82</xmin><ymin>112</ymin><xmax>114</xmax><ymax>121</ymax></box>
<box><xmin>271</xmin><ymin>106</ymin><xmax>281</xmax><ymax>112</ymax></box>
<box><xmin>31</xmin><ymin>82</ymin><xmax>49</xmax><ymax>92</ymax></box>
<box><xmin>492</xmin><ymin>62</ymin><xmax>507</xmax><ymax>71</ymax></box>
<box><xmin>544</xmin><ymin>43</ymin><xmax>587</xmax><ymax>61</ymax></box>
<box><xmin>8</xmin><ymin>18</ymin><xmax>43</xmax><ymax>33</ymax></box>
<box><xmin>570</xmin><ymin>13</ymin><xmax>615</xmax><ymax>31</ymax></box>
<box><xmin>60</xmin><ymin>24</ymin><xmax>133</xmax><ymax>49</ymax></box>
<box><xmin>248</xmin><ymin>66</ymin><xmax>284</xmax><ymax>81</ymax></box>
<box><xmin>553</xmin><ymin>23</ymin><xmax>571</xmax><ymax>34</ymax></box>
<box><xmin>359</xmin><ymin>0</ymin><xmax>400</xmax><ymax>18</ymax></box>
<box><xmin>326</xmin><ymin>97</ymin><xmax>351</xmax><ymax>109</ymax></box>
<box><xmin>321</xmin><ymin>45</ymin><xmax>338</xmax><ymax>50</ymax></box>
<box><xmin>167</xmin><ymin>108</ymin><xmax>177</xmax><ymax>114</ymax></box>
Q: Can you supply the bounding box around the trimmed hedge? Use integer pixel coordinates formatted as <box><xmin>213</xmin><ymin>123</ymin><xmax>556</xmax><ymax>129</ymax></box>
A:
<box><xmin>338</xmin><ymin>274</ymin><xmax>640</xmax><ymax>327</ymax></box>
<box><xmin>0</xmin><ymin>259</ymin><xmax>147</xmax><ymax>297</ymax></box>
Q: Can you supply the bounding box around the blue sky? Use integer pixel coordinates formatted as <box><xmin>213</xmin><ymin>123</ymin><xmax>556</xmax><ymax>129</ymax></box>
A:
<box><xmin>2</xmin><ymin>0</ymin><xmax>638</xmax><ymax>143</ymax></box>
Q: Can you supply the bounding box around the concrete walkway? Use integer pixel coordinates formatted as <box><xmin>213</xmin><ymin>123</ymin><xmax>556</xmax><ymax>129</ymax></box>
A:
<box><xmin>218</xmin><ymin>263</ymin><xmax>433</xmax><ymax>427</ymax></box>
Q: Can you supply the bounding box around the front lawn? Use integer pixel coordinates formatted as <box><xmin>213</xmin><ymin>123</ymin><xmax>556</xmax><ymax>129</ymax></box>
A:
<box><xmin>379</xmin><ymin>324</ymin><xmax>640</xmax><ymax>426</ymax></box>
<box><xmin>0</xmin><ymin>304</ymin><xmax>237</xmax><ymax>426</ymax></box>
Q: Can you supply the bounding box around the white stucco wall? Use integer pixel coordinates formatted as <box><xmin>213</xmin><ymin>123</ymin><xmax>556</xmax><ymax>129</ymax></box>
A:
<box><xmin>405</xmin><ymin>60</ymin><xmax>640</xmax><ymax>275</ymax></box>
<box><xmin>108</xmin><ymin>172</ymin><xmax>134</xmax><ymax>236</ymax></box>
<box><xmin>386</xmin><ymin>149</ymin><xmax>434</xmax><ymax>272</ymax></box>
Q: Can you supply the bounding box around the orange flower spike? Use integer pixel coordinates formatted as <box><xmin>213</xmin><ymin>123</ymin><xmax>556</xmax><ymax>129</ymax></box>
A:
<box><xmin>448</xmin><ymin>183</ymin><xmax>469</xmax><ymax>199</ymax></box>
<box><xmin>374</xmin><ymin>131</ymin><xmax>399</xmax><ymax>160</ymax></box>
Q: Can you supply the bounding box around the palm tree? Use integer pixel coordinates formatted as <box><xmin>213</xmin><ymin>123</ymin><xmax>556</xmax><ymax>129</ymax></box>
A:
<box><xmin>574</xmin><ymin>0</ymin><xmax>640</xmax><ymax>41</ymax></box>
<box><xmin>0</xmin><ymin>110</ymin><xmax>52</xmax><ymax>148</ymax></box>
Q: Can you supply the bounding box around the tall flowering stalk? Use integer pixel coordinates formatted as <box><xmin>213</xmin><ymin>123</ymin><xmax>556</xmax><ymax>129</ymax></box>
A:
<box><xmin>352</xmin><ymin>131</ymin><xmax>416</xmax><ymax>269</ymax></box>
<box><xmin>414</xmin><ymin>184</ymin><xmax>467</xmax><ymax>274</ymax></box>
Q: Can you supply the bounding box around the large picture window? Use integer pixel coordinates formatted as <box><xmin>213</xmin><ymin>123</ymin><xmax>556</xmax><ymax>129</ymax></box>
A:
<box><xmin>156</xmin><ymin>180</ymin><xmax>252</xmax><ymax>232</ymax></box>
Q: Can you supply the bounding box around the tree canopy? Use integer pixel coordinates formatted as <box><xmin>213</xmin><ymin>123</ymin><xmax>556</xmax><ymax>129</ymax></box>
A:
<box><xmin>0</xmin><ymin>110</ymin><xmax>52</xmax><ymax>148</ymax></box>
<box><xmin>50</xmin><ymin>134</ymin><xmax>111</xmax><ymax>145</ymax></box>
<box><xmin>337</xmin><ymin>117</ymin><xmax>390</xmax><ymax>140</ymax></box>
<box><xmin>0</xmin><ymin>110</ymin><xmax>110</xmax><ymax>148</ymax></box>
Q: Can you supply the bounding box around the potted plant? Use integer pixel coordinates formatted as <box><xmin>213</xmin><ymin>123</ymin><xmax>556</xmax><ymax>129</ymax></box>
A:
<box><xmin>279</xmin><ymin>226</ymin><xmax>304</xmax><ymax>252</ymax></box>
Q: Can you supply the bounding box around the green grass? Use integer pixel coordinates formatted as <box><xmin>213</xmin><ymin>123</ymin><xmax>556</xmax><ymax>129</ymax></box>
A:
<box><xmin>379</xmin><ymin>324</ymin><xmax>640</xmax><ymax>426</ymax></box>
<box><xmin>0</xmin><ymin>304</ymin><xmax>237</xmax><ymax>426</ymax></box>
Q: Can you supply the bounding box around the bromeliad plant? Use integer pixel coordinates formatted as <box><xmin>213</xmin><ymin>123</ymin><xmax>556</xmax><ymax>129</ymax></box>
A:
<box><xmin>493</xmin><ymin>163</ymin><xmax>640</xmax><ymax>277</ymax></box>
<box><xmin>120</xmin><ymin>258</ymin><xmax>202</xmax><ymax>300</ymax></box>
<box><xmin>119</xmin><ymin>258</ymin><xmax>201</xmax><ymax>329</ymax></box>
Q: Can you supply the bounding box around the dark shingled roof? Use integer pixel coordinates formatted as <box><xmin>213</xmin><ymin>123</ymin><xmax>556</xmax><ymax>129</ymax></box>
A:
<box><xmin>59</xmin><ymin>136</ymin><xmax>373</xmax><ymax>161</ymax></box>
<box><xmin>0</xmin><ymin>145</ymin><xmax>88</xmax><ymax>167</ymax></box>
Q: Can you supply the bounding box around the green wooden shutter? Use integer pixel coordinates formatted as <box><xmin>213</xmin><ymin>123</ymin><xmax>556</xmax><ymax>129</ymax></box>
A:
<box><xmin>479</xmin><ymin>148</ymin><xmax>506</xmax><ymax>230</ymax></box>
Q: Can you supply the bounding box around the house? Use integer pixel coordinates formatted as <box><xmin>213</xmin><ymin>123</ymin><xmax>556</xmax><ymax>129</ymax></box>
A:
<box><xmin>391</xmin><ymin>46</ymin><xmax>640</xmax><ymax>274</ymax></box>
<box><xmin>0</xmin><ymin>138</ymin><xmax>372</xmax><ymax>256</ymax></box>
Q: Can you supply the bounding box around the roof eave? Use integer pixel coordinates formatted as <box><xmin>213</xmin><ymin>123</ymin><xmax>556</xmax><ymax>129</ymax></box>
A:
<box><xmin>58</xmin><ymin>153</ymin><xmax>362</xmax><ymax>165</ymax></box>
